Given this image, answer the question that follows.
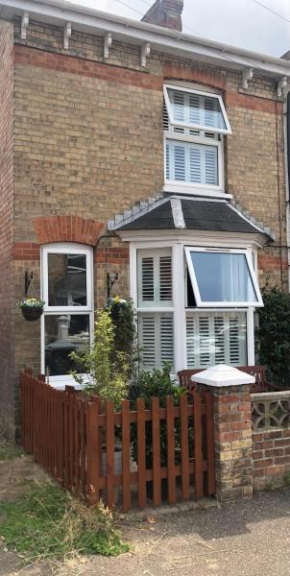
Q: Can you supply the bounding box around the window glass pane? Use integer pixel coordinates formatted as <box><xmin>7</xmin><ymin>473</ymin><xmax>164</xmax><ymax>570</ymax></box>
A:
<box><xmin>45</xmin><ymin>314</ymin><xmax>90</xmax><ymax>376</ymax></box>
<box><xmin>186</xmin><ymin>312</ymin><xmax>247</xmax><ymax>368</ymax></box>
<box><xmin>189</xmin><ymin>252</ymin><xmax>258</xmax><ymax>303</ymax></box>
<box><xmin>168</xmin><ymin>89</ymin><xmax>227</xmax><ymax>131</ymax></box>
<box><xmin>166</xmin><ymin>140</ymin><xmax>218</xmax><ymax>186</ymax></box>
<box><xmin>48</xmin><ymin>253</ymin><xmax>87</xmax><ymax>306</ymax></box>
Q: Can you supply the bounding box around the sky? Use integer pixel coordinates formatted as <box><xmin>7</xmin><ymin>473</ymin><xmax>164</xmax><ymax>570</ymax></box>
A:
<box><xmin>68</xmin><ymin>0</ymin><xmax>290</xmax><ymax>58</ymax></box>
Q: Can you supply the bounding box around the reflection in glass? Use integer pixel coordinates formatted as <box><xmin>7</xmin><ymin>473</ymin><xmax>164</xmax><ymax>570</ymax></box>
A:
<box><xmin>186</xmin><ymin>312</ymin><xmax>247</xmax><ymax>368</ymax></box>
<box><xmin>48</xmin><ymin>254</ymin><xmax>87</xmax><ymax>306</ymax></box>
<box><xmin>189</xmin><ymin>252</ymin><xmax>258</xmax><ymax>303</ymax></box>
<box><xmin>45</xmin><ymin>314</ymin><xmax>89</xmax><ymax>376</ymax></box>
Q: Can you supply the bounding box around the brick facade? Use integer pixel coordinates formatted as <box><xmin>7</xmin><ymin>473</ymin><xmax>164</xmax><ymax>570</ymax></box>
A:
<box><xmin>0</xmin><ymin>10</ymin><xmax>288</xmax><ymax>437</ymax></box>
<box><xmin>212</xmin><ymin>385</ymin><xmax>253</xmax><ymax>503</ymax></box>
<box><xmin>253</xmin><ymin>428</ymin><xmax>290</xmax><ymax>489</ymax></box>
<box><xmin>0</xmin><ymin>21</ymin><xmax>15</xmax><ymax>439</ymax></box>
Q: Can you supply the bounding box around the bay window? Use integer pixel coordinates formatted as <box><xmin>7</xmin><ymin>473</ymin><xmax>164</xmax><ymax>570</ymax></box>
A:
<box><xmin>41</xmin><ymin>244</ymin><xmax>93</xmax><ymax>386</ymax></box>
<box><xmin>135</xmin><ymin>244</ymin><xmax>262</xmax><ymax>373</ymax></box>
<box><xmin>163</xmin><ymin>85</ymin><xmax>231</xmax><ymax>194</ymax></box>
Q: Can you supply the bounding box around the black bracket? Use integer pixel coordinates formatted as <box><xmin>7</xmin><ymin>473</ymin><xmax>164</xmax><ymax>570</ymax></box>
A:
<box><xmin>25</xmin><ymin>271</ymin><xmax>33</xmax><ymax>298</ymax></box>
<box><xmin>107</xmin><ymin>272</ymin><xmax>119</xmax><ymax>298</ymax></box>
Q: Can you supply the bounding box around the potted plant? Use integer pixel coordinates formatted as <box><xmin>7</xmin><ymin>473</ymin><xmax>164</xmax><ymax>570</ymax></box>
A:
<box><xmin>19</xmin><ymin>298</ymin><xmax>45</xmax><ymax>322</ymax></box>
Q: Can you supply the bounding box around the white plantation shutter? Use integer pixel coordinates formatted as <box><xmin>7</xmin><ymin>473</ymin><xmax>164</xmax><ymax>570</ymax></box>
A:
<box><xmin>141</xmin><ymin>257</ymin><xmax>154</xmax><ymax>302</ymax></box>
<box><xmin>205</xmin><ymin>148</ymin><xmax>218</xmax><ymax>185</ymax></box>
<box><xmin>186</xmin><ymin>312</ymin><xmax>247</xmax><ymax>368</ymax></box>
<box><xmin>166</xmin><ymin>88</ymin><xmax>230</xmax><ymax>133</ymax></box>
<box><xmin>174</xmin><ymin>145</ymin><xmax>186</xmax><ymax>181</ymax></box>
<box><xmin>199</xmin><ymin>316</ymin><xmax>211</xmax><ymax>367</ymax></box>
<box><xmin>166</xmin><ymin>140</ymin><xmax>218</xmax><ymax>186</ymax></box>
<box><xmin>173</xmin><ymin>90</ymin><xmax>185</xmax><ymax>122</ymax></box>
<box><xmin>137</xmin><ymin>249</ymin><xmax>172</xmax><ymax>307</ymax></box>
<box><xmin>214</xmin><ymin>316</ymin><xmax>226</xmax><ymax>364</ymax></box>
<box><xmin>190</xmin><ymin>148</ymin><xmax>201</xmax><ymax>183</ymax></box>
<box><xmin>139</xmin><ymin>313</ymin><xmax>174</xmax><ymax>370</ymax></box>
<box><xmin>189</xmin><ymin>94</ymin><xmax>201</xmax><ymax>125</ymax></box>
<box><xmin>140</xmin><ymin>316</ymin><xmax>156</xmax><ymax>369</ymax></box>
<box><xmin>186</xmin><ymin>316</ymin><xmax>196</xmax><ymax>369</ymax></box>
<box><xmin>160</xmin><ymin>256</ymin><xmax>172</xmax><ymax>301</ymax></box>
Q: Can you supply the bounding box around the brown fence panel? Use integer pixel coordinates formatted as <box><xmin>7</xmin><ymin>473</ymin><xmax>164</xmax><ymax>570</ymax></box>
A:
<box><xmin>20</xmin><ymin>371</ymin><xmax>215</xmax><ymax>511</ymax></box>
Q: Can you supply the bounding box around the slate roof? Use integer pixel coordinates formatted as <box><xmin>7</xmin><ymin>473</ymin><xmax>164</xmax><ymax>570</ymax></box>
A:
<box><xmin>108</xmin><ymin>195</ymin><xmax>274</xmax><ymax>241</ymax></box>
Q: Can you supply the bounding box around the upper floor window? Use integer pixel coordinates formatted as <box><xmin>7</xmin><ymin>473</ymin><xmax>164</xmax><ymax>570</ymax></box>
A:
<box><xmin>163</xmin><ymin>85</ymin><xmax>231</xmax><ymax>194</ymax></box>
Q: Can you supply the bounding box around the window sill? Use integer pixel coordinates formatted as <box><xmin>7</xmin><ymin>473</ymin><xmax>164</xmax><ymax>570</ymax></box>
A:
<box><xmin>163</xmin><ymin>184</ymin><xmax>232</xmax><ymax>199</ymax></box>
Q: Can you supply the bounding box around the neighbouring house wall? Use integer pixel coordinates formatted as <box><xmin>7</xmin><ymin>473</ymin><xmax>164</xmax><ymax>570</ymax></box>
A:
<box><xmin>0</xmin><ymin>16</ymin><xmax>288</xmax><ymax>432</ymax></box>
<box><xmin>0</xmin><ymin>20</ymin><xmax>15</xmax><ymax>439</ymax></box>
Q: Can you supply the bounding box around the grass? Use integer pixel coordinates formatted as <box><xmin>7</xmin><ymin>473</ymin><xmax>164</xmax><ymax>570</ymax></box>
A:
<box><xmin>0</xmin><ymin>481</ymin><xmax>129</xmax><ymax>564</ymax></box>
<box><xmin>0</xmin><ymin>442</ymin><xmax>24</xmax><ymax>461</ymax></box>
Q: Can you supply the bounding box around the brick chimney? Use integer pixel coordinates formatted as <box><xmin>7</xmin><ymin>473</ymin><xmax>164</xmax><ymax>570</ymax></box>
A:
<box><xmin>142</xmin><ymin>0</ymin><xmax>184</xmax><ymax>32</ymax></box>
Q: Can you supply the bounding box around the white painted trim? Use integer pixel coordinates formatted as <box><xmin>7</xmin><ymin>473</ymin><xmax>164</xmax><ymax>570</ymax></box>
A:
<box><xmin>164</xmin><ymin>137</ymin><xmax>224</xmax><ymax>192</ymax></box>
<box><xmin>247</xmin><ymin>307</ymin><xmax>255</xmax><ymax>365</ymax></box>
<box><xmin>120</xmin><ymin>231</ymin><xmax>265</xmax><ymax>248</ymax></box>
<box><xmin>2</xmin><ymin>0</ymin><xmax>290</xmax><ymax>78</ymax></box>
<box><xmin>129</xmin><ymin>238</ymin><xmax>260</xmax><ymax>373</ymax></box>
<box><xmin>185</xmin><ymin>247</ymin><xmax>263</xmax><ymax>308</ymax></box>
<box><xmin>41</xmin><ymin>243</ymin><xmax>93</xmax><ymax>312</ymax></box>
<box><xmin>164</xmin><ymin>84</ymin><xmax>232</xmax><ymax>135</ymax></box>
<box><xmin>172</xmin><ymin>243</ymin><xmax>186</xmax><ymax>371</ymax></box>
<box><xmin>40</xmin><ymin>243</ymin><xmax>94</xmax><ymax>380</ymax></box>
<box><xmin>163</xmin><ymin>185</ymin><xmax>233</xmax><ymax>199</ymax></box>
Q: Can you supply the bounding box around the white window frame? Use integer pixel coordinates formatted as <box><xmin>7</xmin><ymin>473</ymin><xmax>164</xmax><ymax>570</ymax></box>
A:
<box><xmin>163</xmin><ymin>84</ymin><xmax>232</xmax><ymax>135</ymax></box>
<box><xmin>185</xmin><ymin>247</ymin><xmax>263</xmax><ymax>308</ymax></box>
<box><xmin>163</xmin><ymin>85</ymin><xmax>231</xmax><ymax>196</ymax></box>
<box><xmin>130</xmin><ymin>239</ymin><xmax>261</xmax><ymax>374</ymax></box>
<box><xmin>40</xmin><ymin>243</ymin><xmax>94</xmax><ymax>388</ymax></box>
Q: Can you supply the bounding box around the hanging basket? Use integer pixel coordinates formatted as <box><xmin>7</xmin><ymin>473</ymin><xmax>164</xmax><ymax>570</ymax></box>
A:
<box><xmin>21</xmin><ymin>306</ymin><xmax>43</xmax><ymax>322</ymax></box>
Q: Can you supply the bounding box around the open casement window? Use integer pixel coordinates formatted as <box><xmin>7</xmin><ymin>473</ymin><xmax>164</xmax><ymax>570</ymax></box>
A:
<box><xmin>41</xmin><ymin>244</ymin><xmax>93</xmax><ymax>385</ymax></box>
<box><xmin>186</xmin><ymin>311</ymin><xmax>247</xmax><ymax>368</ymax></box>
<box><xmin>185</xmin><ymin>248</ymin><xmax>263</xmax><ymax>308</ymax></box>
<box><xmin>164</xmin><ymin>86</ymin><xmax>231</xmax><ymax>134</ymax></box>
<box><xmin>137</xmin><ymin>248</ymin><xmax>174</xmax><ymax>371</ymax></box>
<box><xmin>163</xmin><ymin>85</ymin><xmax>231</xmax><ymax>192</ymax></box>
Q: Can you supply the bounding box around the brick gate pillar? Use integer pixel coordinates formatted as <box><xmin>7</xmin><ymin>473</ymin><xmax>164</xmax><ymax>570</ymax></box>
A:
<box><xmin>194</xmin><ymin>365</ymin><xmax>255</xmax><ymax>504</ymax></box>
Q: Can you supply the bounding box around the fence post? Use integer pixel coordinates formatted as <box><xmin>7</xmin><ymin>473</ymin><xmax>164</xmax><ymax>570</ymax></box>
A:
<box><xmin>86</xmin><ymin>399</ymin><xmax>100</xmax><ymax>507</ymax></box>
<box><xmin>194</xmin><ymin>364</ymin><xmax>254</xmax><ymax>504</ymax></box>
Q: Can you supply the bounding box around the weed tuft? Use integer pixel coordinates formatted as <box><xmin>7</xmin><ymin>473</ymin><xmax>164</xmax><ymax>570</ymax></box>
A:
<box><xmin>0</xmin><ymin>481</ymin><xmax>128</xmax><ymax>563</ymax></box>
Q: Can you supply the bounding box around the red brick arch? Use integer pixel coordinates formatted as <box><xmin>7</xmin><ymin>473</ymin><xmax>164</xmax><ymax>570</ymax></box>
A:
<box><xmin>33</xmin><ymin>215</ymin><xmax>105</xmax><ymax>246</ymax></box>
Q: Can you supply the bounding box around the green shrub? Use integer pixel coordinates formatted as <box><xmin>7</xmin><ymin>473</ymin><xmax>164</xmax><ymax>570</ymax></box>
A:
<box><xmin>71</xmin><ymin>309</ymin><xmax>129</xmax><ymax>409</ymax></box>
<box><xmin>257</xmin><ymin>287</ymin><xmax>290</xmax><ymax>388</ymax></box>
<box><xmin>130</xmin><ymin>364</ymin><xmax>190</xmax><ymax>468</ymax></box>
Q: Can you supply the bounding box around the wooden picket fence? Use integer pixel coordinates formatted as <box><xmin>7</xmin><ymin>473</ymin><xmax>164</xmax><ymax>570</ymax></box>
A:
<box><xmin>20</xmin><ymin>369</ymin><xmax>215</xmax><ymax>511</ymax></box>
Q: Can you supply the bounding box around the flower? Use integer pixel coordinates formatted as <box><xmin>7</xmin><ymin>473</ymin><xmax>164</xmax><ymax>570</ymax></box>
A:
<box><xmin>19</xmin><ymin>298</ymin><xmax>45</xmax><ymax>309</ymax></box>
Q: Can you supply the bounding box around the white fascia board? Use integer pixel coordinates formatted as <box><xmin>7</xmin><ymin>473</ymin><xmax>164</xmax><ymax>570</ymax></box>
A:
<box><xmin>1</xmin><ymin>0</ymin><xmax>290</xmax><ymax>78</ymax></box>
<box><xmin>117</xmin><ymin>229</ymin><xmax>267</xmax><ymax>247</ymax></box>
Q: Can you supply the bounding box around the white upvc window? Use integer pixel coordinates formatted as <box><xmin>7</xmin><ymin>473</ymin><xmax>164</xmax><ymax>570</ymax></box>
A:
<box><xmin>137</xmin><ymin>248</ymin><xmax>174</xmax><ymax>371</ymax></box>
<box><xmin>41</xmin><ymin>243</ymin><xmax>93</xmax><ymax>387</ymax></box>
<box><xmin>185</xmin><ymin>248</ymin><xmax>263</xmax><ymax>308</ymax></box>
<box><xmin>163</xmin><ymin>85</ymin><xmax>231</xmax><ymax>195</ymax></box>
<box><xmin>134</xmin><ymin>242</ymin><xmax>261</xmax><ymax>374</ymax></box>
